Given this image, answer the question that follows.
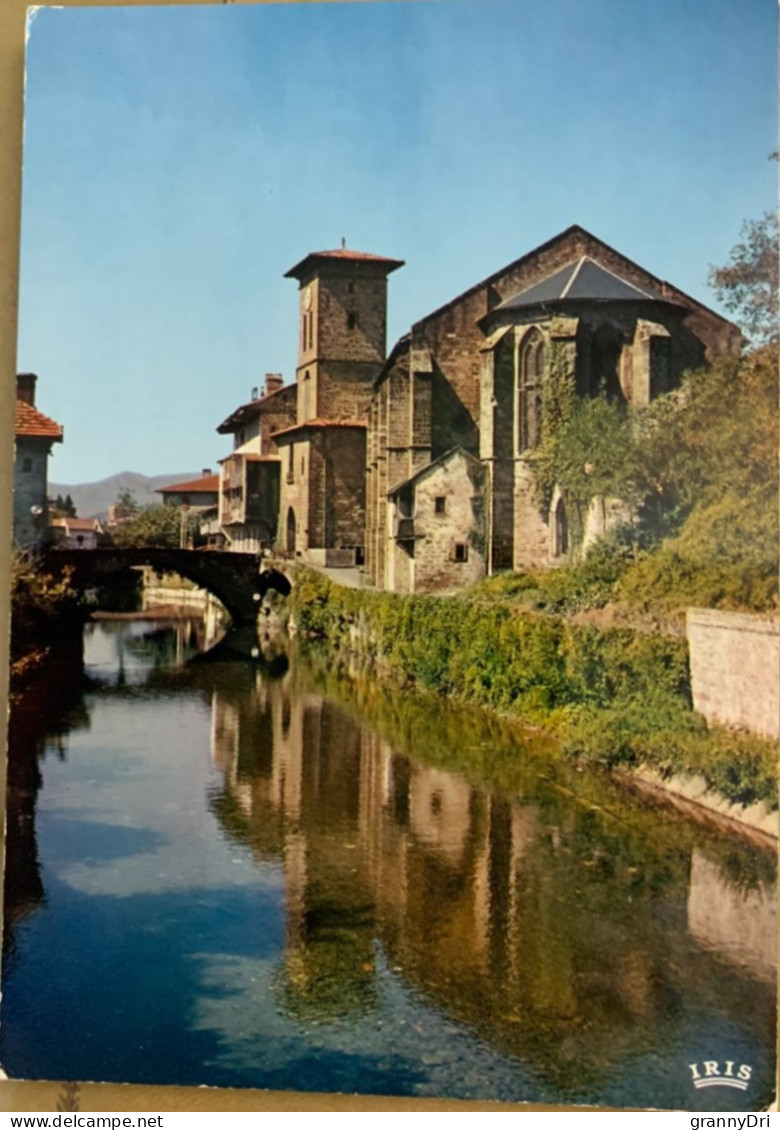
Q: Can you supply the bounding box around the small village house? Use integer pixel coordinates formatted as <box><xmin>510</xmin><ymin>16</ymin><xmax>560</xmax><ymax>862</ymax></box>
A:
<box><xmin>13</xmin><ymin>373</ymin><xmax>63</xmax><ymax>549</ymax></box>
<box><xmin>50</xmin><ymin>515</ymin><xmax>103</xmax><ymax>551</ymax></box>
<box><xmin>157</xmin><ymin>470</ymin><xmax>220</xmax><ymax>510</ymax></box>
<box><xmin>216</xmin><ymin>375</ymin><xmax>297</xmax><ymax>553</ymax></box>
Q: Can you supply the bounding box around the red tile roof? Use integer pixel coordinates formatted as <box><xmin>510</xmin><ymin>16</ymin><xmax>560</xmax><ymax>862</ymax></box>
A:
<box><xmin>15</xmin><ymin>399</ymin><xmax>63</xmax><ymax>440</ymax></box>
<box><xmin>285</xmin><ymin>249</ymin><xmax>404</xmax><ymax>279</ymax></box>
<box><xmin>216</xmin><ymin>383</ymin><xmax>296</xmax><ymax>434</ymax></box>
<box><xmin>157</xmin><ymin>474</ymin><xmax>219</xmax><ymax>495</ymax></box>
<box><xmin>270</xmin><ymin>419</ymin><xmax>366</xmax><ymax>440</ymax></box>
<box><xmin>51</xmin><ymin>516</ymin><xmax>99</xmax><ymax>532</ymax></box>
<box><xmin>217</xmin><ymin>453</ymin><xmax>281</xmax><ymax>465</ymax></box>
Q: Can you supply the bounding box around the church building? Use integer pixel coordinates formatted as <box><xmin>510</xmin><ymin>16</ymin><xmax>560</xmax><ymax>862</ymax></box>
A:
<box><xmin>217</xmin><ymin>226</ymin><xmax>741</xmax><ymax>591</ymax></box>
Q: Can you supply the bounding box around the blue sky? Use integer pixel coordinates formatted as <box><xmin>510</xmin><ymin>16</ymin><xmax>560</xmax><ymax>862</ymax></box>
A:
<box><xmin>18</xmin><ymin>0</ymin><xmax>778</xmax><ymax>483</ymax></box>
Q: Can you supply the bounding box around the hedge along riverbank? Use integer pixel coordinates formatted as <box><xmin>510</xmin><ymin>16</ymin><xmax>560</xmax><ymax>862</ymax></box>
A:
<box><xmin>289</xmin><ymin>568</ymin><xmax>777</xmax><ymax>811</ymax></box>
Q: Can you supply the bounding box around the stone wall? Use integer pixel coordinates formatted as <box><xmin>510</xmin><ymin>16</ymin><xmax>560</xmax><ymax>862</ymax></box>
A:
<box><xmin>324</xmin><ymin>428</ymin><xmax>366</xmax><ymax>551</ymax></box>
<box><xmin>13</xmin><ymin>438</ymin><xmax>52</xmax><ymax>547</ymax></box>
<box><xmin>687</xmin><ymin>608</ymin><xmax>780</xmax><ymax>739</ymax></box>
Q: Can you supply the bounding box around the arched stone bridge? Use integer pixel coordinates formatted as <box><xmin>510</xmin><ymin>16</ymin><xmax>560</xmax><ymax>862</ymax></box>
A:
<box><xmin>41</xmin><ymin>547</ymin><xmax>292</xmax><ymax>625</ymax></box>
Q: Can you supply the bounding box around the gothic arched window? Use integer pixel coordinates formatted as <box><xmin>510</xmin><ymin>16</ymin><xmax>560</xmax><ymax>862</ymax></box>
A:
<box><xmin>554</xmin><ymin>497</ymin><xmax>568</xmax><ymax>557</ymax></box>
<box><xmin>518</xmin><ymin>328</ymin><xmax>546</xmax><ymax>453</ymax></box>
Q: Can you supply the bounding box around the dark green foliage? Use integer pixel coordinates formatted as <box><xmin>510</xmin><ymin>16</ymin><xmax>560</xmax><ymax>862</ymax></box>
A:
<box><xmin>617</xmin><ymin>343</ymin><xmax>778</xmax><ymax>610</ymax></box>
<box><xmin>51</xmin><ymin>493</ymin><xmax>77</xmax><ymax>517</ymax></box>
<box><xmin>479</xmin><ymin>342</ymin><xmax>779</xmax><ymax>615</ymax></box>
<box><xmin>532</xmin><ymin>394</ymin><xmax>640</xmax><ymax>542</ymax></box>
<box><xmin>111</xmin><ymin>503</ymin><xmax>200</xmax><ymax>548</ymax></box>
<box><xmin>10</xmin><ymin>552</ymin><xmax>86</xmax><ymax>676</ymax></box>
<box><xmin>470</xmin><ymin>535</ymin><xmax>634</xmax><ymax>615</ymax></box>
<box><xmin>291</xmin><ymin>568</ymin><xmax>776</xmax><ymax>808</ymax></box>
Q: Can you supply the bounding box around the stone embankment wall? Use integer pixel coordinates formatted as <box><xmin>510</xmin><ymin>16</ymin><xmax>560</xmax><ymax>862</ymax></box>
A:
<box><xmin>288</xmin><ymin>569</ymin><xmax>778</xmax><ymax>822</ymax></box>
<box><xmin>687</xmin><ymin>609</ymin><xmax>780</xmax><ymax>740</ymax></box>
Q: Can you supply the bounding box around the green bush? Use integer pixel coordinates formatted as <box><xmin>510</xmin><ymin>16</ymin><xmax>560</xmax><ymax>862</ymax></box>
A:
<box><xmin>291</xmin><ymin>567</ymin><xmax>776</xmax><ymax>808</ymax></box>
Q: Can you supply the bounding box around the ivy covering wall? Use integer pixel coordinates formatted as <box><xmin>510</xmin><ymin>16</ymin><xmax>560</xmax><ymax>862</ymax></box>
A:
<box><xmin>290</xmin><ymin>567</ymin><xmax>777</xmax><ymax>809</ymax></box>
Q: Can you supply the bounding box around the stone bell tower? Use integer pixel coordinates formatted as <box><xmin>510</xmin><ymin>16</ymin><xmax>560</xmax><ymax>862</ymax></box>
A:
<box><xmin>284</xmin><ymin>247</ymin><xmax>404</xmax><ymax>424</ymax></box>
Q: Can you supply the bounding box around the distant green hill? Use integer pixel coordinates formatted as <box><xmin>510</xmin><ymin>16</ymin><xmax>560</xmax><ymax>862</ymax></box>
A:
<box><xmin>49</xmin><ymin>471</ymin><xmax>203</xmax><ymax>519</ymax></box>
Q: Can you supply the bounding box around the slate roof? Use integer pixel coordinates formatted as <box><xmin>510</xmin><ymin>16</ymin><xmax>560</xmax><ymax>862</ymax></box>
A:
<box><xmin>15</xmin><ymin>399</ymin><xmax>63</xmax><ymax>440</ymax></box>
<box><xmin>496</xmin><ymin>256</ymin><xmax>682</xmax><ymax>311</ymax></box>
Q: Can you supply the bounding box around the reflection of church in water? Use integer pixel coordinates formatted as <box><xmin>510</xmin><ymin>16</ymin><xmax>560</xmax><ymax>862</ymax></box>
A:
<box><xmin>208</xmin><ymin>667</ymin><xmax>776</xmax><ymax>1081</ymax></box>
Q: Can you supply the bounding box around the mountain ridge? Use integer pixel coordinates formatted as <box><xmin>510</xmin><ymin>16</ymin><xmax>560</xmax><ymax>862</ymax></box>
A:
<box><xmin>49</xmin><ymin>470</ymin><xmax>206</xmax><ymax>519</ymax></box>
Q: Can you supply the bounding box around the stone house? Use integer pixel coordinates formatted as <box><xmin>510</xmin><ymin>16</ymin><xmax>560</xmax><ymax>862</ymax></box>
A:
<box><xmin>13</xmin><ymin>373</ymin><xmax>63</xmax><ymax>549</ymax></box>
<box><xmin>157</xmin><ymin>470</ymin><xmax>220</xmax><ymax>510</ymax></box>
<box><xmin>50</xmin><ymin>515</ymin><xmax>102</xmax><ymax>550</ymax></box>
<box><xmin>387</xmin><ymin>447</ymin><xmax>486</xmax><ymax>593</ymax></box>
<box><xmin>217</xmin><ymin>226</ymin><xmax>739</xmax><ymax>589</ymax></box>
<box><xmin>216</xmin><ymin>375</ymin><xmax>297</xmax><ymax>553</ymax></box>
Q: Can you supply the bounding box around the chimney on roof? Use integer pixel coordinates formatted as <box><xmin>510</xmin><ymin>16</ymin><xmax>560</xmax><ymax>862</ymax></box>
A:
<box><xmin>251</xmin><ymin>386</ymin><xmax>259</xmax><ymax>401</ymax></box>
<box><xmin>16</xmin><ymin>373</ymin><xmax>37</xmax><ymax>406</ymax></box>
<box><xmin>202</xmin><ymin>468</ymin><xmax>211</xmax><ymax>477</ymax></box>
<box><xmin>264</xmin><ymin>373</ymin><xmax>284</xmax><ymax>396</ymax></box>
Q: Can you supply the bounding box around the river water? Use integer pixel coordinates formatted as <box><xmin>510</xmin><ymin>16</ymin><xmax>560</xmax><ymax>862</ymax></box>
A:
<box><xmin>2</xmin><ymin>619</ymin><xmax>776</xmax><ymax>1109</ymax></box>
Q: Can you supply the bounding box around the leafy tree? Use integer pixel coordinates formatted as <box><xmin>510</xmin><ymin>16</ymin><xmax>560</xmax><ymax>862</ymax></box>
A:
<box><xmin>618</xmin><ymin>342</ymin><xmax>779</xmax><ymax>609</ymax></box>
<box><xmin>111</xmin><ymin>504</ymin><xmax>200</xmax><ymax>548</ymax></box>
<box><xmin>633</xmin><ymin>343</ymin><xmax>777</xmax><ymax>534</ymax></box>
<box><xmin>116</xmin><ymin>489</ymin><xmax>140</xmax><ymax>517</ymax></box>
<box><xmin>10</xmin><ymin>551</ymin><xmax>83</xmax><ymax>664</ymax></box>
<box><xmin>64</xmin><ymin>493</ymin><xmax>77</xmax><ymax>517</ymax></box>
<box><xmin>708</xmin><ymin>211</ymin><xmax>779</xmax><ymax>344</ymax></box>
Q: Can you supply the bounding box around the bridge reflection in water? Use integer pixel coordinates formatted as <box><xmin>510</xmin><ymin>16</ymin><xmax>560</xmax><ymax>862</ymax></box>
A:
<box><xmin>2</xmin><ymin>621</ymin><xmax>775</xmax><ymax>1107</ymax></box>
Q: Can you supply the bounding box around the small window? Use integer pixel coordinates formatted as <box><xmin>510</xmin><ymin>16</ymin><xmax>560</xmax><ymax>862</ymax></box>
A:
<box><xmin>300</xmin><ymin>457</ymin><xmax>305</xmax><ymax>475</ymax></box>
<box><xmin>347</xmin><ymin>312</ymin><xmax>357</xmax><ymax>330</ymax></box>
<box><xmin>434</xmin><ymin>496</ymin><xmax>446</xmax><ymax>515</ymax></box>
<box><xmin>453</xmin><ymin>543</ymin><xmax>468</xmax><ymax>563</ymax></box>
<box><xmin>21</xmin><ymin>457</ymin><xmax>32</xmax><ymax>473</ymax></box>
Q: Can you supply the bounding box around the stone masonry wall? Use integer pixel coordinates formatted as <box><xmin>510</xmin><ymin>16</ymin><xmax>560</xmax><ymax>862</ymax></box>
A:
<box><xmin>13</xmin><ymin>438</ymin><xmax>52</xmax><ymax>547</ymax></box>
<box><xmin>687</xmin><ymin>608</ymin><xmax>780</xmax><ymax>739</ymax></box>
<box><xmin>325</xmin><ymin>429</ymin><xmax>367</xmax><ymax>549</ymax></box>
<box><xmin>316</xmin><ymin>271</ymin><xmax>389</xmax><ymax>365</ymax></box>
<box><xmin>317</xmin><ymin>360</ymin><xmax>382</xmax><ymax>422</ymax></box>
<box><xmin>406</xmin><ymin>453</ymin><xmax>486</xmax><ymax>593</ymax></box>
